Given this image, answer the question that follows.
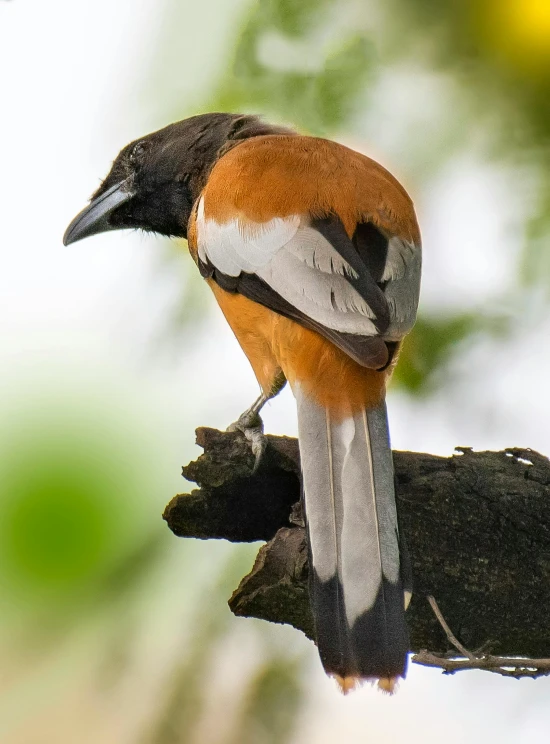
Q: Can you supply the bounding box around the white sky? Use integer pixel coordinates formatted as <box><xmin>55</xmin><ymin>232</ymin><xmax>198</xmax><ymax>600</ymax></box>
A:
<box><xmin>1</xmin><ymin>0</ymin><xmax>549</xmax><ymax>741</ymax></box>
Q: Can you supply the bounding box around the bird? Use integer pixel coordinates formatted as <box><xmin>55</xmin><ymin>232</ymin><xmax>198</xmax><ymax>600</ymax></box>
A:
<box><xmin>64</xmin><ymin>112</ymin><xmax>421</xmax><ymax>693</ymax></box>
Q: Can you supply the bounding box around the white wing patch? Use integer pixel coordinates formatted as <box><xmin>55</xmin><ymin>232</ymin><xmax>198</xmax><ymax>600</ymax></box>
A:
<box><xmin>196</xmin><ymin>195</ymin><xmax>420</xmax><ymax>340</ymax></box>
<box><xmin>197</xmin><ymin>197</ymin><xmax>300</xmax><ymax>276</ymax></box>
<box><xmin>197</xmin><ymin>197</ymin><xmax>378</xmax><ymax>336</ymax></box>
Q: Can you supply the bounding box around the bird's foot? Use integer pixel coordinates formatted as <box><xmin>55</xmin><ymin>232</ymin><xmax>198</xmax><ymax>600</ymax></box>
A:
<box><xmin>227</xmin><ymin>408</ymin><xmax>267</xmax><ymax>473</ymax></box>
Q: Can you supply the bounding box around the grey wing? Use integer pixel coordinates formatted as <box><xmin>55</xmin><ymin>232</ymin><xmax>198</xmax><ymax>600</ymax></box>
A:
<box><xmin>197</xmin><ymin>198</ymin><xmax>421</xmax><ymax>368</ymax></box>
<box><xmin>381</xmin><ymin>236</ymin><xmax>422</xmax><ymax>341</ymax></box>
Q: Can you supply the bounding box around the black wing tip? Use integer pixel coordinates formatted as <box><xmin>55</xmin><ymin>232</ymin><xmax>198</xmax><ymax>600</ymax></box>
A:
<box><xmin>311</xmin><ymin>214</ymin><xmax>390</xmax><ymax>329</ymax></box>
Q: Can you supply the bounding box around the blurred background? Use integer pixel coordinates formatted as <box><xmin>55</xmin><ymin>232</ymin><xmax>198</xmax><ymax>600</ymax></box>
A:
<box><xmin>1</xmin><ymin>0</ymin><xmax>550</xmax><ymax>741</ymax></box>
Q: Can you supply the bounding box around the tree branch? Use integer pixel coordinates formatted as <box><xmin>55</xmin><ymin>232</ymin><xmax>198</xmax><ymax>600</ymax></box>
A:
<box><xmin>163</xmin><ymin>428</ymin><xmax>550</xmax><ymax>675</ymax></box>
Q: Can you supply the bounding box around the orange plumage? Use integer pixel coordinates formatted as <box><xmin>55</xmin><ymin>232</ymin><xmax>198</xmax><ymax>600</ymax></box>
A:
<box><xmin>207</xmin><ymin>280</ymin><xmax>389</xmax><ymax>418</ymax></box>
<box><xmin>201</xmin><ymin>135</ymin><xmax>419</xmax><ymax>243</ymax></box>
<box><xmin>189</xmin><ymin>134</ymin><xmax>415</xmax><ymax>418</ymax></box>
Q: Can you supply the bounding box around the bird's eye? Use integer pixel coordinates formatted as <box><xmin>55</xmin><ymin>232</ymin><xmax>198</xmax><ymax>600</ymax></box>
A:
<box><xmin>129</xmin><ymin>141</ymin><xmax>148</xmax><ymax>163</ymax></box>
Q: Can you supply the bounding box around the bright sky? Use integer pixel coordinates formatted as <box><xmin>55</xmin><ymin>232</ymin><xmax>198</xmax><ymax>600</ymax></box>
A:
<box><xmin>1</xmin><ymin>0</ymin><xmax>548</xmax><ymax>742</ymax></box>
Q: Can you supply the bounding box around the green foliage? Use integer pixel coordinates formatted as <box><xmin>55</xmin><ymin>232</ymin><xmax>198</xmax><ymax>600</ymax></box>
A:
<box><xmin>392</xmin><ymin>314</ymin><xmax>479</xmax><ymax>394</ymax></box>
<box><xmin>2</xmin><ymin>457</ymin><xmax>114</xmax><ymax>589</ymax></box>
<box><xmin>521</xmin><ymin>184</ymin><xmax>550</xmax><ymax>293</ymax></box>
<box><xmin>208</xmin><ymin>2</ymin><xmax>374</xmax><ymax>135</ymax></box>
<box><xmin>382</xmin><ymin>0</ymin><xmax>550</xmax><ymax>297</ymax></box>
<box><xmin>393</xmin><ymin>307</ymin><xmax>514</xmax><ymax>394</ymax></box>
<box><xmin>259</xmin><ymin>0</ymin><xmax>333</xmax><ymax>37</ymax></box>
<box><xmin>0</xmin><ymin>397</ymin><xmax>164</xmax><ymax>625</ymax></box>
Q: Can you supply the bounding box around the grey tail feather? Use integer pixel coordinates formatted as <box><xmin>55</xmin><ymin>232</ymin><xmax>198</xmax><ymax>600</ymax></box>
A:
<box><xmin>295</xmin><ymin>386</ymin><xmax>409</xmax><ymax>680</ymax></box>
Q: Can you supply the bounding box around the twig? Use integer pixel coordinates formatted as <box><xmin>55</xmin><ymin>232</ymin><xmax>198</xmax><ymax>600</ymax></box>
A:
<box><xmin>412</xmin><ymin>596</ymin><xmax>550</xmax><ymax>679</ymax></box>
<box><xmin>412</xmin><ymin>650</ymin><xmax>550</xmax><ymax>679</ymax></box>
<box><xmin>426</xmin><ymin>595</ymin><xmax>476</xmax><ymax>660</ymax></box>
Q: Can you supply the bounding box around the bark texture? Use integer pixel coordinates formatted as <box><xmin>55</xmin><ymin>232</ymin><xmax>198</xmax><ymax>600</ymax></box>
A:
<box><xmin>163</xmin><ymin>428</ymin><xmax>550</xmax><ymax>658</ymax></box>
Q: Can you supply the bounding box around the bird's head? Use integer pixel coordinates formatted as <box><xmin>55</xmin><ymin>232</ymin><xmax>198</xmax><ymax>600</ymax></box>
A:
<box><xmin>63</xmin><ymin>112</ymin><xmax>293</xmax><ymax>245</ymax></box>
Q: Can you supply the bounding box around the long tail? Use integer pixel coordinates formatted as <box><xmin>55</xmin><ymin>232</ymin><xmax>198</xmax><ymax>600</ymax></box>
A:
<box><xmin>295</xmin><ymin>386</ymin><xmax>410</xmax><ymax>689</ymax></box>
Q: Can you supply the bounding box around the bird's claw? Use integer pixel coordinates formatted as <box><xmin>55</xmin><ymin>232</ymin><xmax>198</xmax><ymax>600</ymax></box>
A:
<box><xmin>227</xmin><ymin>410</ymin><xmax>267</xmax><ymax>473</ymax></box>
<box><xmin>243</xmin><ymin>425</ymin><xmax>267</xmax><ymax>473</ymax></box>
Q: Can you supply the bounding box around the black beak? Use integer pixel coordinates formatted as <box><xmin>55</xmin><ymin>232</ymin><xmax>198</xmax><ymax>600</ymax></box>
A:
<box><xmin>63</xmin><ymin>179</ymin><xmax>135</xmax><ymax>246</ymax></box>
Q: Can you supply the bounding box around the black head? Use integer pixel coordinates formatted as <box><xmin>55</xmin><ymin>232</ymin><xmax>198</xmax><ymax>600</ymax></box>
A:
<box><xmin>63</xmin><ymin>113</ymin><xmax>293</xmax><ymax>245</ymax></box>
